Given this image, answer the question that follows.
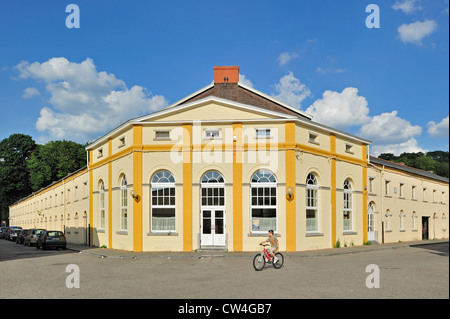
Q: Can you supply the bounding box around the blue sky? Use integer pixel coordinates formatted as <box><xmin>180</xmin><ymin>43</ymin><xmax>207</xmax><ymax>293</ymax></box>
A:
<box><xmin>0</xmin><ymin>0</ymin><xmax>448</xmax><ymax>155</ymax></box>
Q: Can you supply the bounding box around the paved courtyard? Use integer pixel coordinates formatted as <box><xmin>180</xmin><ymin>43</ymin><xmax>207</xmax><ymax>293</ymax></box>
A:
<box><xmin>0</xmin><ymin>239</ymin><xmax>448</xmax><ymax>301</ymax></box>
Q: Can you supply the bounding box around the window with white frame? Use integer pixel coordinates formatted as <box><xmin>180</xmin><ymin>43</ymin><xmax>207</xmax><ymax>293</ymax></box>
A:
<box><xmin>120</xmin><ymin>175</ymin><xmax>128</xmax><ymax>231</ymax></box>
<box><xmin>400</xmin><ymin>210</ymin><xmax>405</xmax><ymax>231</ymax></box>
<box><xmin>412</xmin><ymin>186</ymin><xmax>416</xmax><ymax>200</ymax></box>
<box><xmin>204</xmin><ymin>129</ymin><xmax>221</xmax><ymax>139</ymax></box>
<box><xmin>343</xmin><ymin>179</ymin><xmax>353</xmax><ymax>231</ymax></box>
<box><xmin>442</xmin><ymin>213</ymin><xmax>447</xmax><ymax>231</ymax></box>
<box><xmin>256</xmin><ymin>128</ymin><xmax>271</xmax><ymax>139</ymax></box>
<box><xmin>99</xmin><ymin>180</ymin><xmax>105</xmax><ymax>229</ymax></box>
<box><xmin>385</xmin><ymin>209</ymin><xmax>391</xmax><ymax>231</ymax></box>
<box><xmin>412</xmin><ymin>211</ymin><xmax>417</xmax><ymax>230</ymax></box>
<box><xmin>385</xmin><ymin>180</ymin><xmax>390</xmax><ymax>196</ymax></box>
<box><xmin>251</xmin><ymin>169</ymin><xmax>277</xmax><ymax>233</ymax></box>
<box><xmin>306</xmin><ymin>173</ymin><xmax>319</xmax><ymax>232</ymax></box>
<box><xmin>399</xmin><ymin>183</ymin><xmax>404</xmax><ymax>198</ymax></box>
<box><xmin>151</xmin><ymin>170</ymin><xmax>175</xmax><ymax>232</ymax></box>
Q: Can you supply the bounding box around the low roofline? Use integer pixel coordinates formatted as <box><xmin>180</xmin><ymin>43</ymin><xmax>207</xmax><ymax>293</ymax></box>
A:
<box><xmin>370</xmin><ymin>156</ymin><xmax>449</xmax><ymax>183</ymax></box>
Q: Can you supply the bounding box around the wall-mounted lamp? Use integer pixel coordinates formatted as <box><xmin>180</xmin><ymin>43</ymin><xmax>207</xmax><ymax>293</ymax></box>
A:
<box><xmin>286</xmin><ymin>186</ymin><xmax>295</xmax><ymax>201</ymax></box>
<box><xmin>130</xmin><ymin>190</ymin><xmax>141</xmax><ymax>202</ymax></box>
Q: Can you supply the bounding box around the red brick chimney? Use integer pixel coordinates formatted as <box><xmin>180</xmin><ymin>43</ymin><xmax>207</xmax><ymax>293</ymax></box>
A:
<box><xmin>214</xmin><ymin>66</ymin><xmax>239</xmax><ymax>84</ymax></box>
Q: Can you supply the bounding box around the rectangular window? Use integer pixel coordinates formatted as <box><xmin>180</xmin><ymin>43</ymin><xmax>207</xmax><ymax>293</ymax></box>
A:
<box><xmin>412</xmin><ymin>186</ymin><xmax>416</xmax><ymax>200</ymax></box>
<box><xmin>385</xmin><ymin>181</ymin><xmax>390</xmax><ymax>196</ymax></box>
<box><xmin>251</xmin><ymin>185</ymin><xmax>277</xmax><ymax>232</ymax></box>
<box><xmin>308</xmin><ymin>132</ymin><xmax>319</xmax><ymax>144</ymax></box>
<box><xmin>256</xmin><ymin>128</ymin><xmax>271</xmax><ymax>139</ymax></box>
<box><xmin>306</xmin><ymin>186</ymin><xmax>319</xmax><ymax>232</ymax></box>
<box><xmin>399</xmin><ymin>183</ymin><xmax>404</xmax><ymax>198</ymax></box>
<box><xmin>345</xmin><ymin>143</ymin><xmax>353</xmax><ymax>154</ymax></box>
<box><xmin>204</xmin><ymin>129</ymin><xmax>221</xmax><ymax>139</ymax></box>
<box><xmin>154</xmin><ymin>130</ymin><xmax>171</xmax><ymax>140</ymax></box>
<box><xmin>343</xmin><ymin>191</ymin><xmax>353</xmax><ymax>231</ymax></box>
<box><xmin>369</xmin><ymin>177</ymin><xmax>375</xmax><ymax>193</ymax></box>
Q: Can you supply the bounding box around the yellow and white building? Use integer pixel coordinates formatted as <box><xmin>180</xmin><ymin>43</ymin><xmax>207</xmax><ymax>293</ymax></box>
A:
<box><xmin>9</xmin><ymin>66</ymin><xmax>449</xmax><ymax>252</ymax></box>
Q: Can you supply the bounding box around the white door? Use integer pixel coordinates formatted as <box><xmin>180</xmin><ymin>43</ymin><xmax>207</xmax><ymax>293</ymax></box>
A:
<box><xmin>367</xmin><ymin>203</ymin><xmax>375</xmax><ymax>241</ymax></box>
<box><xmin>200</xmin><ymin>171</ymin><xmax>226</xmax><ymax>247</ymax></box>
<box><xmin>201</xmin><ymin>208</ymin><xmax>225</xmax><ymax>246</ymax></box>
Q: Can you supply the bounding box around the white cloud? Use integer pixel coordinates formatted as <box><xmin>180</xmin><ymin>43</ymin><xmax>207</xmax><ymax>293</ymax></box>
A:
<box><xmin>22</xmin><ymin>87</ymin><xmax>40</xmax><ymax>99</ymax></box>
<box><xmin>277</xmin><ymin>52</ymin><xmax>299</xmax><ymax>66</ymax></box>
<box><xmin>370</xmin><ymin>138</ymin><xmax>427</xmax><ymax>156</ymax></box>
<box><xmin>397</xmin><ymin>19</ymin><xmax>438</xmax><ymax>45</ymax></box>
<box><xmin>305</xmin><ymin>87</ymin><xmax>370</xmax><ymax>129</ymax></box>
<box><xmin>16</xmin><ymin>57</ymin><xmax>168</xmax><ymax>142</ymax></box>
<box><xmin>392</xmin><ymin>0</ymin><xmax>422</xmax><ymax>14</ymax></box>
<box><xmin>239</xmin><ymin>73</ymin><xmax>253</xmax><ymax>88</ymax></box>
<box><xmin>427</xmin><ymin>116</ymin><xmax>449</xmax><ymax>138</ymax></box>
<box><xmin>359</xmin><ymin>111</ymin><xmax>422</xmax><ymax>145</ymax></box>
<box><xmin>271</xmin><ymin>71</ymin><xmax>311</xmax><ymax>109</ymax></box>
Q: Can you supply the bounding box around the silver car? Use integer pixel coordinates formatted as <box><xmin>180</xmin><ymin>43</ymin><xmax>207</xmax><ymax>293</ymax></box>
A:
<box><xmin>24</xmin><ymin>229</ymin><xmax>46</xmax><ymax>246</ymax></box>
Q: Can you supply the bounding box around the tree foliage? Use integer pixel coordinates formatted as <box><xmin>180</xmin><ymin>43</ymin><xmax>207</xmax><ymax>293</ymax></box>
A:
<box><xmin>378</xmin><ymin>151</ymin><xmax>449</xmax><ymax>178</ymax></box>
<box><xmin>0</xmin><ymin>135</ymin><xmax>86</xmax><ymax>225</ymax></box>
<box><xmin>27</xmin><ymin>140</ymin><xmax>87</xmax><ymax>192</ymax></box>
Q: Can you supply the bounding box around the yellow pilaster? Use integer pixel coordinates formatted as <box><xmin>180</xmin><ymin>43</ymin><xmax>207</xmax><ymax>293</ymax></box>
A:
<box><xmin>233</xmin><ymin>123</ymin><xmax>243</xmax><ymax>251</ymax></box>
<box><xmin>183</xmin><ymin>124</ymin><xmax>193</xmax><ymax>251</ymax></box>
<box><xmin>330</xmin><ymin>134</ymin><xmax>337</xmax><ymax>247</ymax></box>
<box><xmin>133</xmin><ymin>125</ymin><xmax>143</xmax><ymax>252</ymax></box>
<box><xmin>285</xmin><ymin>122</ymin><xmax>296</xmax><ymax>251</ymax></box>
<box><xmin>89</xmin><ymin>150</ymin><xmax>93</xmax><ymax>246</ymax></box>
<box><xmin>362</xmin><ymin>144</ymin><xmax>368</xmax><ymax>244</ymax></box>
<box><xmin>108</xmin><ymin>140</ymin><xmax>113</xmax><ymax>249</ymax></box>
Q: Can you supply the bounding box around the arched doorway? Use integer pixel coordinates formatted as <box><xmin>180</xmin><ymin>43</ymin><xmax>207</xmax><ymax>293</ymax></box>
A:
<box><xmin>200</xmin><ymin>171</ymin><xmax>226</xmax><ymax>248</ymax></box>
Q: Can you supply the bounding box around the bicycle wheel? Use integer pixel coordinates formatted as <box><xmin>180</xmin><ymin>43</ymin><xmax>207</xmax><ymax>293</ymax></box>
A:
<box><xmin>273</xmin><ymin>253</ymin><xmax>284</xmax><ymax>269</ymax></box>
<box><xmin>253</xmin><ymin>253</ymin><xmax>265</xmax><ymax>271</ymax></box>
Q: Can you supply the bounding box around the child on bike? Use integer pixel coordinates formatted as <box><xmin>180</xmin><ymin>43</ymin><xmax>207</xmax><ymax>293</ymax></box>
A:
<box><xmin>260</xmin><ymin>230</ymin><xmax>279</xmax><ymax>263</ymax></box>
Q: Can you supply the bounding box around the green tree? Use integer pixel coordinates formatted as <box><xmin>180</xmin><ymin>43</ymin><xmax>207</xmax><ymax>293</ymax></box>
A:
<box><xmin>0</xmin><ymin>134</ymin><xmax>37</xmax><ymax>224</ymax></box>
<box><xmin>28</xmin><ymin>140</ymin><xmax>87</xmax><ymax>192</ymax></box>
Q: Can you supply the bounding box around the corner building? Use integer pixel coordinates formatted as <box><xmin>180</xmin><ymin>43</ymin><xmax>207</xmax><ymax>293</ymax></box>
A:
<box><xmin>9</xmin><ymin>66</ymin><xmax>449</xmax><ymax>252</ymax></box>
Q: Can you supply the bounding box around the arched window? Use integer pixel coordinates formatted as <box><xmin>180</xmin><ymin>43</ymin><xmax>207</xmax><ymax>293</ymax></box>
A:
<box><xmin>343</xmin><ymin>179</ymin><xmax>353</xmax><ymax>231</ymax></box>
<box><xmin>400</xmin><ymin>210</ymin><xmax>405</xmax><ymax>231</ymax></box>
<box><xmin>251</xmin><ymin>169</ymin><xmax>277</xmax><ymax>233</ymax></box>
<box><xmin>151</xmin><ymin>170</ymin><xmax>176</xmax><ymax>232</ymax></box>
<box><xmin>120</xmin><ymin>175</ymin><xmax>128</xmax><ymax>231</ymax></box>
<box><xmin>306</xmin><ymin>173</ymin><xmax>319</xmax><ymax>232</ymax></box>
<box><xmin>99</xmin><ymin>180</ymin><xmax>105</xmax><ymax>229</ymax></box>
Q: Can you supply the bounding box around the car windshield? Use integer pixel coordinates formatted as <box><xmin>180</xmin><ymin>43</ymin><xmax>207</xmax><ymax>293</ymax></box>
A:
<box><xmin>35</xmin><ymin>229</ymin><xmax>45</xmax><ymax>234</ymax></box>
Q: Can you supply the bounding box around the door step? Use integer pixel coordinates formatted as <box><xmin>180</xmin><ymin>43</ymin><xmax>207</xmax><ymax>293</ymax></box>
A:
<box><xmin>199</xmin><ymin>246</ymin><xmax>228</xmax><ymax>251</ymax></box>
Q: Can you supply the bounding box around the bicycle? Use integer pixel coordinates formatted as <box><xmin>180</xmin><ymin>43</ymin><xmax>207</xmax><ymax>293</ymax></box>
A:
<box><xmin>253</xmin><ymin>243</ymin><xmax>284</xmax><ymax>271</ymax></box>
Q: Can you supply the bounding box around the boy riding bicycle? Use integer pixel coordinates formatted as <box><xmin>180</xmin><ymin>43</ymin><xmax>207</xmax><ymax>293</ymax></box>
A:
<box><xmin>259</xmin><ymin>230</ymin><xmax>279</xmax><ymax>263</ymax></box>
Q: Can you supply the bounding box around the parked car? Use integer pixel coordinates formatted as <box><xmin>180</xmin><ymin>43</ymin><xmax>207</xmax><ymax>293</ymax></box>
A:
<box><xmin>24</xmin><ymin>229</ymin><xmax>45</xmax><ymax>246</ymax></box>
<box><xmin>6</xmin><ymin>226</ymin><xmax>22</xmax><ymax>240</ymax></box>
<box><xmin>36</xmin><ymin>230</ymin><xmax>67</xmax><ymax>250</ymax></box>
<box><xmin>0</xmin><ymin>227</ymin><xmax>8</xmax><ymax>239</ymax></box>
<box><xmin>16</xmin><ymin>229</ymin><xmax>30</xmax><ymax>244</ymax></box>
<box><xmin>9</xmin><ymin>228</ymin><xmax>22</xmax><ymax>242</ymax></box>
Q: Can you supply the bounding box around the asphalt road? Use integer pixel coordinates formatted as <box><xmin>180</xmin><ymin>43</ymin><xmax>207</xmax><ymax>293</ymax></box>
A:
<box><xmin>0</xmin><ymin>238</ymin><xmax>448</xmax><ymax>299</ymax></box>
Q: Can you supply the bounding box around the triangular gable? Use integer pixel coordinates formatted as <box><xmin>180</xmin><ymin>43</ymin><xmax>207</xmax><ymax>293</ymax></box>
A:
<box><xmin>164</xmin><ymin>82</ymin><xmax>312</xmax><ymax>120</ymax></box>
<box><xmin>135</xmin><ymin>95</ymin><xmax>298</xmax><ymax>123</ymax></box>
